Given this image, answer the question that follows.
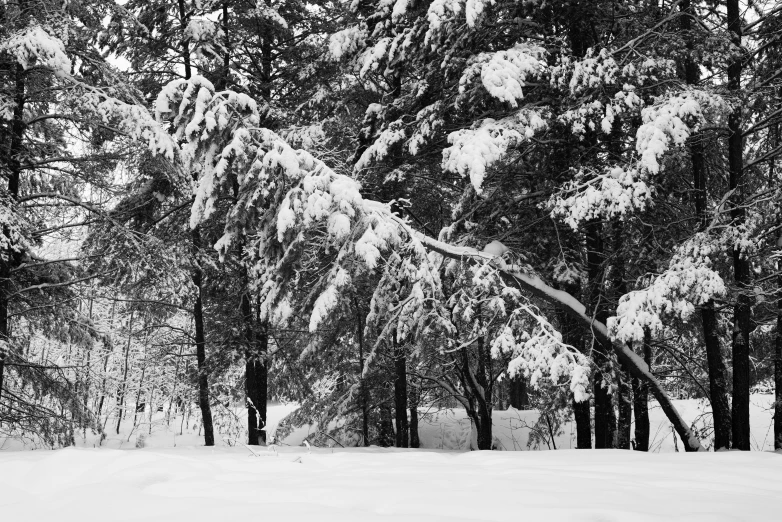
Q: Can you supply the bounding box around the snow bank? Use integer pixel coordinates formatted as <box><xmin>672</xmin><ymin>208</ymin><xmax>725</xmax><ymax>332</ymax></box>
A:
<box><xmin>0</xmin><ymin>444</ymin><xmax>779</xmax><ymax>521</ymax></box>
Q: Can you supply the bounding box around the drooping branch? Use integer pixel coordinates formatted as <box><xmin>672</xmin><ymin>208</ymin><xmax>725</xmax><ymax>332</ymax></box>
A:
<box><xmin>397</xmin><ymin>219</ymin><xmax>703</xmax><ymax>452</ymax></box>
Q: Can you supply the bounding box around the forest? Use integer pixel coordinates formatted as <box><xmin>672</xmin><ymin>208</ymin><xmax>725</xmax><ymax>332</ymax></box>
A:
<box><xmin>1</xmin><ymin>0</ymin><xmax>782</xmax><ymax>467</ymax></box>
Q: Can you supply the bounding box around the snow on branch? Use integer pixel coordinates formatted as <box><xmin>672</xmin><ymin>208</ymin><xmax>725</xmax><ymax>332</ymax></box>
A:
<box><xmin>1</xmin><ymin>25</ymin><xmax>71</xmax><ymax>76</ymax></box>
<box><xmin>607</xmin><ymin>232</ymin><xmax>726</xmax><ymax>344</ymax></box>
<box><xmin>442</xmin><ymin>109</ymin><xmax>547</xmax><ymax>193</ymax></box>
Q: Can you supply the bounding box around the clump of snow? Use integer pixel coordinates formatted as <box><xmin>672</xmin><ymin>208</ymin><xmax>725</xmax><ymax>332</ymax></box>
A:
<box><xmin>1</xmin><ymin>25</ymin><xmax>71</xmax><ymax>75</ymax></box>
<box><xmin>442</xmin><ymin>109</ymin><xmax>547</xmax><ymax>193</ymax></box>
<box><xmin>608</xmin><ymin>232</ymin><xmax>726</xmax><ymax>343</ymax></box>
<box><xmin>329</xmin><ymin>26</ymin><xmax>367</xmax><ymax>60</ymax></box>
<box><xmin>480</xmin><ymin>44</ymin><xmax>546</xmax><ymax>107</ymax></box>
<box><xmin>354</xmin><ymin>120</ymin><xmax>406</xmax><ymax>172</ymax></box>
<box><xmin>636</xmin><ymin>89</ymin><xmax>729</xmax><ymax>174</ymax></box>
<box><xmin>550</xmin><ymin>166</ymin><xmax>651</xmax><ymax>228</ymax></box>
<box><xmin>492</xmin><ymin>304</ymin><xmax>592</xmax><ymax>403</ymax></box>
<box><xmin>482</xmin><ymin>240</ymin><xmax>510</xmax><ymax>256</ymax></box>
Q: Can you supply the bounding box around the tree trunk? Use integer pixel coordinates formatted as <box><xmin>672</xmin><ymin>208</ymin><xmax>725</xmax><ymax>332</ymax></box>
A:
<box><xmin>681</xmin><ymin>0</ymin><xmax>732</xmax><ymax>450</ymax></box>
<box><xmin>179</xmin><ymin>0</ymin><xmax>215</xmax><ymax>447</ymax></box>
<box><xmin>393</xmin><ymin>331</ymin><xmax>409</xmax><ymax>448</ymax></box>
<box><xmin>409</xmin><ymin>380</ymin><xmax>420</xmax><ymax>448</ymax></box>
<box><xmin>573</xmin><ymin>399</ymin><xmax>592</xmax><ymax>449</ymax></box>
<box><xmin>776</xmin><ymin>270</ymin><xmax>782</xmax><ymax>450</ymax></box>
<box><xmin>701</xmin><ymin>305</ymin><xmax>732</xmax><ymax>449</ymax></box>
<box><xmin>192</xmin><ymin>230</ymin><xmax>215</xmax><ymax>447</ymax></box>
<box><xmin>356</xmin><ymin>299</ymin><xmax>369</xmax><ymax>446</ymax></box>
<box><xmin>727</xmin><ymin>0</ymin><xmax>751</xmax><ymax>451</ymax></box>
<box><xmin>586</xmin><ymin>220</ymin><xmax>617</xmax><ymax>449</ymax></box>
<box><xmin>378</xmin><ymin>404</ymin><xmax>395</xmax><ymax>447</ymax></box>
<box><xmin>116</xmin><ymin>310</ymin><xmax>135</xmax><ymax>435</ymax></box>
<box><xmin>97</xmin><ymin>301</ymin><xmax>116</xmax><ymax>418</ymax></box>
<box><xmin>631</xmin><ymin>335</ymin><xmax>652</xmax><ymax>451</ymax></box>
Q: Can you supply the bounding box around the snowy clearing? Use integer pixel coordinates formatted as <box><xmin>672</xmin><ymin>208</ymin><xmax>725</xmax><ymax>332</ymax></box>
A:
<box><xmin>0</xmin><ymin>445</ymin><xmax>779</xmax><ymax>522</ymax></box>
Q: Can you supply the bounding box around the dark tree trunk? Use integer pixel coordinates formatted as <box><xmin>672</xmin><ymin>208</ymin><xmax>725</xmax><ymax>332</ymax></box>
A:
<box><xmin>631</xmin><ymin>336</ymin><xmax>652</xmax><ymax>451</ymax></box>
<box><xmin>192</xmin><ymin>251</ymin><xmax>214</xmax><ymax>446</ymax></box>
<box><xmin>475</xmin><ymin>331</ymin><xmax>493</xmax><ymax>450</ymax></box>
<box><xmin>179</xmin><ymin>0</ymin><xmax>214</xmax><ymax>448</ymax></box>
<box><xmin>776</xmin><ymin>271</ymin><xmax>782</xmax><ymax>450</ymax></box>
<box><xmin>586</xmin><ymin>220</ymin><xmax>617</xmax><ymax>449</ymax></box>
<box><xmin>573</xmin><ymin>399</ymin><xmax>592</xmax><ymax>449</ymax></box>
<box><xmin>355</xmin><ymin>299</ymin><xmax>369</xmax><ymax>446</ymax></box>
<box><xmin>378</xmin><ymin>404</ymin><xmax>395</xmax><ymax>447</ymax></box>
<box><xmin>701</xmin><ymin>305</ymin><xmax>732</xmax><ymax>449</ymax></box>
<box><xmin>116</xmin><ymin>311</ymin><xmax>135</xmax><ymax>435</ymax></box>
<box><xmin>727</xmin><ymin>0</ymin><xmax>751</xmax><ymax>451</ymax></box>
<box><xmin>681</xmin><ymin>0</ymin><xmax>732</xmax><ymax>450</ymax></box>
<box><xmin>476</xmin><ymin>408</ymin><xmax>493</xmax><ymax>450</ymax></box>
<box><xmin>612</xmin><ymin>227</ymin><xmax>632</xmax><ymax>450</ymax></box>
<box><xmin>393</xmin><ymin>332</ymin><xmax>408</xmax><ymax>448</ymax></box>
<box><xmin>243</xmin><ymin>291</ymin><xmax>267</xmax><ymax>446</ymax></box>
<box><xmin>409</xmin><ymin>381</ymin><xmax>420</xmax><ymax>448</ymax></box>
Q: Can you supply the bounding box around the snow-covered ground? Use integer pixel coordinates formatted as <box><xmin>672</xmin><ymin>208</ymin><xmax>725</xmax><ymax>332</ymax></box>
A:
<box><xmin>1</xmin><ymin>397</ymin><xmax>780</xmax><ymax>520</ymax></box>
<box><xmin>1</xmin><ymin>445</ymin><xmax>780</xmax><ymax>521</ymax></box>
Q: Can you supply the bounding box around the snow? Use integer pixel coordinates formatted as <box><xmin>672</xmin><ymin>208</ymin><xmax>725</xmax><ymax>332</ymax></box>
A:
<box><xmin>1</xmin><ymin>411</ymin><xmax>780</xmax><ymax>522</ymax></box>
<box><xmin>2</xmin><ymin>25</ymin><xmax>71</xmax><ymax>76</ymax></box>
<box><xmin>482</xmin><ymin>240</ymin><xmax>510</xmax><ymax>256</ymax></box>
<box><xmin>2</xmin><ymin>399</ymin><xmax>781</xmax><ymax>520</ymax></box>
<box><xmin>480</xmin><ymin>44</ymin><xmax>546</xmax><ymax>107</ymax></box>
<box><xmin>329</xmin><ymin>26</ymin><xmax>367</xmax><ymax>60</ymax></box>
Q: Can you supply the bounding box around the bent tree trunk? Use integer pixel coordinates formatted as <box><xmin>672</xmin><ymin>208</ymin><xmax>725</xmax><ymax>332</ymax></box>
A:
<box><xmin>408</xmin><ymin>228</ymin><xmax>704</xmax><ymax>451</ymax></box>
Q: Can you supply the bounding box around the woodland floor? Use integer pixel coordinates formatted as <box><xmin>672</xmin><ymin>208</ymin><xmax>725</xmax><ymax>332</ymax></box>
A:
<box><xmin>0</xmin><ymin>444</ymin><xmax>780</xmax><ymax>521</ymax></box>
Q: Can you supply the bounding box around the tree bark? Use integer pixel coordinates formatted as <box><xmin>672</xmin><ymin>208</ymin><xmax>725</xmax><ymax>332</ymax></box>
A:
<box><xmin>727</xmin><ymin>0</ymin><xmax>751</xmax><ymax>451</ymax></box>
<box><xmin>409</xmin><ymin>380</ymin><xmax>420</xmax><ymax>448</ymax></box>
<box><xmin>179</xmin><ymin>0</ymin><xmax>215</xmax><ymax>447</ymax></box>
<box><xmin>355</xmin><ymin>298</ymin><xmax>369</xmax><ymax>446</ymax></box>
<box><xmin>586</xmin><ymin>220</ymin><xmax>617</xmax><ymax>449</ymax></box>
<box><xmin>776</xmin><ymin>269</ymin><xmax>782</xmax><ymax>450</ymax></box>
<box><xmin>681</xmin><ymin>0</ymin><xmax>732</xmax><ymax>450</ymax></box>
<box><xmin>116</xmin><ymin>310</ymin><xmax>135</xmax><ymax>435</ymax></box>
<box><xmin>631</xmin><ymin>334</ymin><xmax>652</xmax><ymax>451</ymax></box>
<box><xmin>243</xmin><ymin>291</ymin><xmax>267</xmax><ymax>445</ymax></box>
<box><xmin>393</xmin><ymin>331</ymin><xmax>408</xmax><ymax>448</ymax></box>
